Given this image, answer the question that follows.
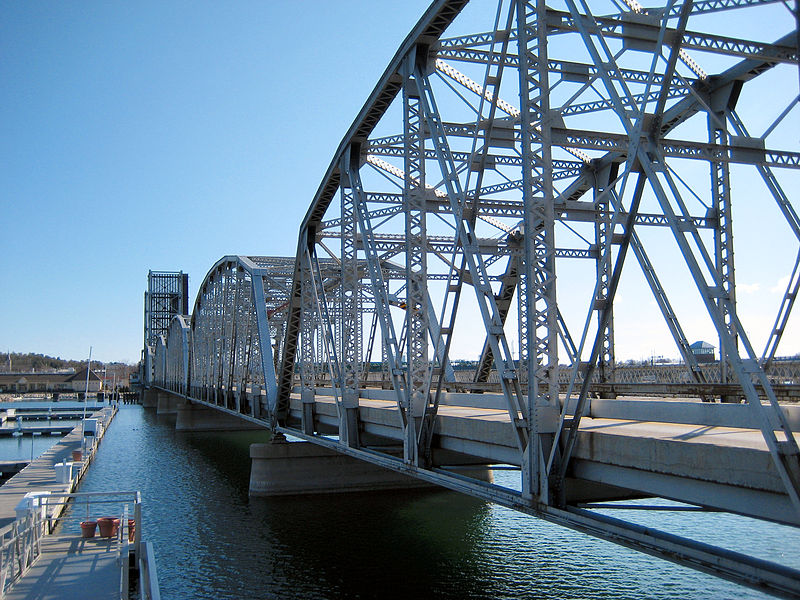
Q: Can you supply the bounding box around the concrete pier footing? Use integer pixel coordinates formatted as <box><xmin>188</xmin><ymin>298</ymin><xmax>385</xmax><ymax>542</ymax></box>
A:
<box><xmin>141</xmin><ymin>389</ymin><xmax>158</xmax><ymax>408</ymax></box>
<box><xmin>175</xmin><ymin>401</ymin><xmax>266</xmax><ymax>432</ymax></box>
<box><xmin>249</xmin><ymin>441</ymin><xmax>434</xmax><ymax>496</ymax></box>
<box><xmin>156</xmin><ymin>392</ymin><xmax>178</xmax><ymax>415</ymax></box>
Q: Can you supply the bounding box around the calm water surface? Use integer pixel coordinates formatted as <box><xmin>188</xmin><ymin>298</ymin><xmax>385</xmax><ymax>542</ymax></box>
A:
<box><xmin>61</xmin><ymin>406</ymin><xmax>799</xmax><ymax>599</ymax></box>
<box><xmin>0</xmin><ymin>421</ymin><xmax>81</xmax><ymax>462</ymax></box>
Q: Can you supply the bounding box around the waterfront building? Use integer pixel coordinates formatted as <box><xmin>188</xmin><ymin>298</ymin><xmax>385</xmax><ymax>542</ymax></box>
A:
<box><xmin>0</xmin><ymin>368</ymin><xmax>102</xmax><ymax>394</ymax></box>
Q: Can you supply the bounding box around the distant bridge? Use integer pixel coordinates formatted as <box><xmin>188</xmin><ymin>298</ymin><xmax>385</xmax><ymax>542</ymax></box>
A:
<box><xmin>143</xmin><ymin>1</ymin><xmax>800</xmax><ymax>597</ymax></box>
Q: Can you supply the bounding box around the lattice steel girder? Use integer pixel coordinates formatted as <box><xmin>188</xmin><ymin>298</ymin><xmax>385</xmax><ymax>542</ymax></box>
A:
<box><xmin>164</xmin><ymin>315</ymin><xmax>190</xmax><ymax>394</ymax></box>
<box><xmin>436</xmin><ymin>0</ymin><xmax>786</xmax><ymax>50</ymax></box>
<box><xmin>403</xmin><ymin>53</ymin><xmax>530</xmax><ymax>460</ymax></box>
<box><xmin>435</xmin><ymin>57</ymin><xmax>694</xmax><ymax>120</ymax></box>
<box><xmin>517</xmin><ymin>0</ymin><xmax>562</xmax><ymax>504</ymax></box>
<box><xmin>318</xmin><ymin>230</ymin><xmax>592</xmax><ymax>257</ymax></box>
<box><xmin>275</xmin><ymin>0</ymin><xmax>472</xmax><ymax>423</ymax></box>
<box><xmin>637</xmin><ymin>142</ymin><xmax>800</xmax><ymax>515</ymax></box>
<box><xmin>344</xmin><ymin>148</ymin><xmax>408</xmax><ymax>410</ymax></box>
<box><xmin>551</xmin><ymin>128</ymin><xmax>800</xmax><ymax>170</ymax></box>
<box><xmin>367</xmin><ymin>144</ymin><xmax>587</xmax><ymax>173</ymax></box>
<box><xmin>549</xmin><ymin>0</ymin><xmax>797</xmax><ymax>485</ymax></box>
<box><xmin>145</xmin><ymin>270</ymin><xmax>189</xmax><ymax>349</ymax></box>
<box><xmin>402</xmin><ymin>53</ymin><xmax>432</xmax><ymax>465</ymax></box>
<box><xmin>153</xmin><ymin>336</ymin><xmax>167</xmax><ymax>386</ymax></box>
<box><xmin>185</xmin><ymin>256</ymin><xmax>283</xmax><ymax>420</ymax></box>
<box><xmin>320</xmin><ymin>194</ymin><xmax>713</xmax><ymax>229</ymax></box>
<box><xmin>318</xmin><ymin>231</ymin><xmax>596</xmax><ymax>260</ymax></box>
<box><xmin>664</xmin><ymin>0</ymin><xmax>786</xmax><ymax>17</ymax></box>
<box><xmin>550</xmin><ymin>30</ymin><xmax>796</xmax><ymax>219</ymax></box>
<box><xmin>439</xmin><ymin>55</ymin><xmax>681</xmax><ymax>87</ymax></box>
<box><xmin>546</xmin><ymin>8</ymin><xmax>798</xmax><ymax>64</ymax></box>
<box><xmin>594</xmin><ymin>165</ymin><xmax>615</xmax><ymax>383</ymax></box>
<box><xmin>339</xmin><ymin>148</ymin><xmax>362</xmax><ymax>447</ymax></box>
<box><xmin>437</xmin><ymin>27</ymin><xmax>794</xmax><ymax>68</ymax></box>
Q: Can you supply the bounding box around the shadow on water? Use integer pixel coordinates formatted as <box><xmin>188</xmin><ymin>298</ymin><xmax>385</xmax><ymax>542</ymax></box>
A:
<box><xmin>167</xmin><ymin>413</ymin><xmax>499</xmax><ymax>599</ymax></box>
<box><xmin>61</xmin><ymin>405</ymin><xmax>792</xmax><ymax>600</ymax></box>
<box><xmin>68</xmin><ymin>407</ymin><xmax>501</xmax><ymax>600</ymax></box>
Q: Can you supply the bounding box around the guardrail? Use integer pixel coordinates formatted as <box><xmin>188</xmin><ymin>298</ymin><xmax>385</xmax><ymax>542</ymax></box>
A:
<box><xmin>47</xmin><ymin>491</ymin><xmax>142</xmax><ymax>556</ymax></box>
<box><xmin>0</xmin><ymin>491</ymin><xmax>160</xmax><ymax>600</ymax></box>
<box><xmin>0</xmin><ymin>510</ymin><xmax>42</xmax><ymax>596</ymax></box>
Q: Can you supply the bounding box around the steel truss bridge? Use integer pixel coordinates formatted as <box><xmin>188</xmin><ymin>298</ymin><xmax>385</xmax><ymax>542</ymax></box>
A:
<box><xmin>147</xmin><ymin>0</ymin><xmax>800</xmax><ymax>596</ymax></box>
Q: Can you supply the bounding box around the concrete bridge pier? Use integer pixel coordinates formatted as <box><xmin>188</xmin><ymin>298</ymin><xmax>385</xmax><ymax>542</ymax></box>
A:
<box><xmin>142</xmin><ymin>389</ymin><xmax>159</xmax><ymax>408</ymax></box>
<box><xmin>156</xmin><ymin>392</ymin><xmax>179</xmax><ymax>415</ymax></box>
<box><xmin>249</xmin><ymin>439</ymin><xmax>433</xmax><ymax>496</ymax></box>
<box><xmin>175</xmin><ymin>401</ymin><xmax>266</xmax><ymax>432</ymax></box>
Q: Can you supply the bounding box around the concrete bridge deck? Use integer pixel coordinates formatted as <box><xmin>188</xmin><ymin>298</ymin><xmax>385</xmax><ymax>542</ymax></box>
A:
<box><xmin>288</xmin><ymin>392</ymin><xmax>800</xmax><ymax>526</ymax></box>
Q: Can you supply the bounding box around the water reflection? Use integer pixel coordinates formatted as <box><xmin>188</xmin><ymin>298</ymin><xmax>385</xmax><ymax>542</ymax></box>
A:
<box><xmin>64</xmin><ymin>406</ymin><xmax>790</xmax><ymax>600</ymax></box>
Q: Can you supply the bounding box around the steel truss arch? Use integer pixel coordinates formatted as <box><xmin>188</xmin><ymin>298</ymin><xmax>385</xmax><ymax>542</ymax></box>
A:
<box><xmin>268</xmin><ymin>0</ymin><xmax>800</xmax><ymax>594</ymax></box>
<box><xmin>161</xmin><ymin>315</ymin><xmax>191</xmax><ymax>395</ymax></box>
<box><xmin>149</xmin><ymin>0</ymin><xmax>800</xmax><ymax>596</ymax></box>
<box><xmin>180</xmin><ymin>256</ymin><xmax>288</xmax><ymax>422</ymax></box>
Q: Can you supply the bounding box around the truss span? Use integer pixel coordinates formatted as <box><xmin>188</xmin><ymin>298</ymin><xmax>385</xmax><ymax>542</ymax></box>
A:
<box><xmin>148</xmin><ymin>1</ymin><xmax>800</xmax><ymax>596</ymax></box>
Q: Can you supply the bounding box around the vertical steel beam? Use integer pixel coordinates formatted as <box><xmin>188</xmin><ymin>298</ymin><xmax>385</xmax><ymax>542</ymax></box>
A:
<box><xmin>299</xmin><ymin>244</ymin><xmax>317</xmax><ymax>434</ymax></box>
<box><xmin>339</xmin><ymin>148</ymin><xmax>362</xmax><ymax>448</ymax></box>
<box><xmin>403</xmin><ymin>51</ymin><xmax>430</xmax><ymax>465</ymax></box>
<box><xmin>517</xmin><ymin>0</ymin><xmax>560</xmax><ymax>503</ymax></box>
<box><xmin>709</xmin><ymin>110</ymin><xmax>737</xmax><ymax>391</ymax></box>
<box><xmin>250</xmin><ymin>268</ymin><xmax>279</xmax><ymax>422</ymax></box>
<box><xmin>594</xmin><ymin>165</ymin><xmax>616</xmax><ymax>388</ymax></box>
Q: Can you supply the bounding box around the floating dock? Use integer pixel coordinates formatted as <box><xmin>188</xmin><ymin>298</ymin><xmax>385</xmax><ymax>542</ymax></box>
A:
<box><xmin>0</xmin><ymin>406</ymin><xmax>115</xmax><ymax>531</ymax></box>
<box><xmin>2</xmin><ymin>535</ymin><xmax>123</xmax><ymax>600</ymax></box>
<box><xmin>0</xmin><ymin>406</ymin><xmax>133</xmax><ymax>598</ymax></box>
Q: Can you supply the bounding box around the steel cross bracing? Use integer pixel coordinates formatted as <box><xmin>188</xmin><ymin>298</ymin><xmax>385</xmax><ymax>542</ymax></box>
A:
<box><xmin>164</xmin><ymin>256</ymin><xmax>284</xmax><ymax>419</ymax></box>
<box><xmin>143</xmin><ymin>270</ymin><xmax>189</xmax><ymax>385</ymax></box>
<box><xmin>151</xmin><ymin>0</ymin><xmax>800</xmax><ymax>596</ymax></box>
<box><xmin>164</xmin><ymin>315</ymin><xmax>190</xmax><ymax>395</ymax></box>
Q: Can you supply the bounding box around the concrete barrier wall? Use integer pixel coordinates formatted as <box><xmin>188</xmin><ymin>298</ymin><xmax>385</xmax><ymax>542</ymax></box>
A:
<box><xmin>307</xmin><ymin>387</ymin><xmax>800</xmax><ymax>431</ymax></box>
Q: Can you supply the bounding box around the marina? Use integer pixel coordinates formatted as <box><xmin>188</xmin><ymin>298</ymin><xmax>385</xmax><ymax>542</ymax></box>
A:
<box><xmin>0</xmin><ymin>426</ymin><xmax>77</xmax><ymax>437</ymax></box>
<box><xmin>71</xmin><ymin>404</ymin><xmax>800</xmax><ymax>599</ymax></box>
<box><xmin>0</xmin><ymin>402</ymin><xmax>159</xmax><ymax>599</ymax></box>
<box><xmin>2</xmin><ymin>0</ymin><xmax>799</xmax><ymax>596</ymax></box>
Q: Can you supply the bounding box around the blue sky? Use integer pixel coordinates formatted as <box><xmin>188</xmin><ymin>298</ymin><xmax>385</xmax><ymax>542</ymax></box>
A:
<box><xmin>1</xmin><ymin>1</ymin><xmax>429</xmax><ymax>363</ymax></box>
<box><xmin>2</xmin><ymin>1</ymin><xmax>798</xmax><ymax>367</ymax></box>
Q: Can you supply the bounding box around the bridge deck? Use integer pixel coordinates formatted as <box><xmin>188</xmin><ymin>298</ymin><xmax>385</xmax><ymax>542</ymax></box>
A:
<box><xmin>290</xmin><ymin>394</ymin><xmax>797</xmax><ymax>525</ymax></box>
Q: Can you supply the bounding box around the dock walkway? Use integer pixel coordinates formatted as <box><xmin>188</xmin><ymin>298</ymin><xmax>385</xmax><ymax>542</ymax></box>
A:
<box><xmin>0</xmin><ymin>406</ymin><xmax>114</xmax><ymax>533</ymax></box>
<box><xmin>3</xmin><ymin>535</ymin><xmax>121</xmax><ymax>600</ymax></box>
<box><xmin>0</xmin><ymin>405</ymin><xmax>119</xmax><ymax>599</ymax></box>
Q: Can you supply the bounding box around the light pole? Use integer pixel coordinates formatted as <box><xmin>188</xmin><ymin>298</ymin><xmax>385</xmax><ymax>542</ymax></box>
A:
<box><xmin>81</xmin><ymin>347</ymin><xmax>92</xmax><ymax>452</ymax></box>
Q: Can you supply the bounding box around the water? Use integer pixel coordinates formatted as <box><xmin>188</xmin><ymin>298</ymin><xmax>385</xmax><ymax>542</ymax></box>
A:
<box><xmin>0</xmin><ymin>421</ymin><xmax>81</xmax><ymax>462</ymax></box>
<box><xmin>63</xmin><ymin>406</ymin><xmax>800</xmax><ymax>599</ymax></box>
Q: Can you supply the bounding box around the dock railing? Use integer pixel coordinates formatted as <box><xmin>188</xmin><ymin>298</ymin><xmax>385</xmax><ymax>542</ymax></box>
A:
<box><xmin>0</xmin><ymin>510</ymin><xmax>43</xmax><ymax>596</ymax></box>
<box><xmin>0</xmin><ymin>490</ymin><xmax>160</xmax><ymax>600</ymax></box>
